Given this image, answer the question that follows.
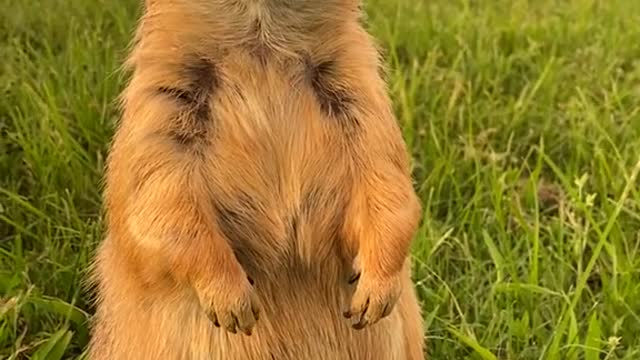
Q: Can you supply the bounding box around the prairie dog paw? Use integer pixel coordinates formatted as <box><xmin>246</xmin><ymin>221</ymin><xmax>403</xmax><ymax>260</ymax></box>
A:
<box><xmin>344</xmin><ymin>272</ymin><xmax>401</xmax><ymax>330</ymax></box>
<box><xmin>196</xmin><ymin>276</ymin><xmax>261</xmax><ymax>336</ymax></box>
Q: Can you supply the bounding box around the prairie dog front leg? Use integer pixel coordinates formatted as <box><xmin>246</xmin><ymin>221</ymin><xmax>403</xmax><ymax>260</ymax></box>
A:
<box><xmin>332</xmin><ymin>53</ymin><xmax>422</xmax><ymax>329</ymax></box>
<box><xmin>106</xmin><ymin>58</ymin><xmax>261</xmax><ymax>335</ymax></box>
<box><xmin>130</xmin><ymin>161</ymin><xmax>260</xmax><ymax>335</ymax></box>
<box><xmin>342</xmin><ymin>149</ymin><xmax>421</xmax><ymax>329</ymax></box>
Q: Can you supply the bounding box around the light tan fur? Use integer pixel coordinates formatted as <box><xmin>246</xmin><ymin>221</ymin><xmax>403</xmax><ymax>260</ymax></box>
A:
<box><xmin>88</xmin><ymin>0</ymin><xmax>425</xmax><ymax>358</ymax></box>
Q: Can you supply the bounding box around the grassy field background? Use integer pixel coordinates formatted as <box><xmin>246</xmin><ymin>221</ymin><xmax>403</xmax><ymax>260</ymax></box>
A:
<box><xmin>2</xmin><ymin>0</ymin><xmax>640</xmax><ymax>358</ymax></box>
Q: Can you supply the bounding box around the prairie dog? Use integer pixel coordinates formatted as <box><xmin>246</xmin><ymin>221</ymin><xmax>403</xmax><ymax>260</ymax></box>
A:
<box><xmin>88</xmin><ymin>0</ymin><xmax>424</xmax><ymax>359</ymax></box>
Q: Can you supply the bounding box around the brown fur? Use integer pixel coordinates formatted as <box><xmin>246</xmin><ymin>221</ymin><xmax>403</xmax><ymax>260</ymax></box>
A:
<box><xmin>88</xmin><ymin>0</ymin><xmax>424</xmax><ymax>358</ymax></box>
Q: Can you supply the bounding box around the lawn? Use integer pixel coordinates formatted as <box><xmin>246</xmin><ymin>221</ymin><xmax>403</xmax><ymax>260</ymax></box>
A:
<box><xmin>2</xmin><ymin>0</ymin><xmax>640</xmax><ymax>358</ymax></box>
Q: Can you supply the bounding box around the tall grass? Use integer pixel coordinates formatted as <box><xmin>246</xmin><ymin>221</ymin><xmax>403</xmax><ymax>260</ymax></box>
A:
<box><xmin>2</xmin><ymin>0</ymin><xmax>640</xmax><ymax>358</ymax></box>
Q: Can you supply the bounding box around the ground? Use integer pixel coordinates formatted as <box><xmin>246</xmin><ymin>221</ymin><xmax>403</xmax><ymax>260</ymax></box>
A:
<box><xmin>1</xmin><ymin>0</ymin><xmax>640</xmax><ymax>359</ymax></box>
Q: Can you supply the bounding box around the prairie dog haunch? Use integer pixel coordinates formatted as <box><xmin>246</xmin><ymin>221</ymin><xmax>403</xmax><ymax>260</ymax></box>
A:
<box><xmin>89</xmin><ymin>0</ymin><xmax>425</xmax><ymax>358</ymax></box>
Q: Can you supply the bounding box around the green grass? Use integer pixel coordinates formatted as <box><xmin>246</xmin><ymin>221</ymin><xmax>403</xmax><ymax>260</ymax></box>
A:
<box><xmin>2</xmin><ymin>0</ymin><xmax>640</xmax><ymax>358</ymax></box>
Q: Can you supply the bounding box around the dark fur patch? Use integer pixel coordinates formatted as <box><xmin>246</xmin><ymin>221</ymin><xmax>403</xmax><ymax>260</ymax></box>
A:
<box><xmin>301</xmin><ymin>186</ymin><xmax>322</xmax><ymax>217</ymax></box>
<box><xmin>213</xmin><ymin>194</ymin><xmax>270</xmax><ymax>273</ymax></box>
<box><xmin>248</xmin><ymin>18</ymin><xmax>270</xmax><ymax>65</ymax></box>
<box><xmin>158</xmin><ymin>57</ymin><xmax>218</xmax><ymax>145</ymax></box>
<box><xmin>306</xmin><ymin>59</ymin><xmax>360</xmax><ymax>134</ymax></box>
<box><xmin>215</xmin><ymin>193</ymin><xmax>260</xmax><ymax>244</ymax></box>
<box><xmin>286</xmin><ymin>212</ymin><xmax>300</xmax><ymax>243</ymax></box>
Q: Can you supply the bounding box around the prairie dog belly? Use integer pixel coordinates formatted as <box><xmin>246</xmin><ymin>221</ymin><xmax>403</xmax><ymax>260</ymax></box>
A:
<box><xmin>205</xmin><ymin>58</ymin><xmax>354</xmax><ymax>275</ymax></box>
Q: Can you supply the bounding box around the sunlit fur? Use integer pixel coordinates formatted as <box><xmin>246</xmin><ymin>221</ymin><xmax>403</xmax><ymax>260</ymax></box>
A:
<box><xmin>88</xmin><ymin>0</ymin><xmax>424</xmax><ymax>358</ymax></box>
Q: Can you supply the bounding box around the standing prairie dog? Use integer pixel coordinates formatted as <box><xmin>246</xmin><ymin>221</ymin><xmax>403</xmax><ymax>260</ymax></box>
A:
<box><xmin>88</xmin><ymin>0</ymin><xmax>425</xmax><ymax>358</ymax></box>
